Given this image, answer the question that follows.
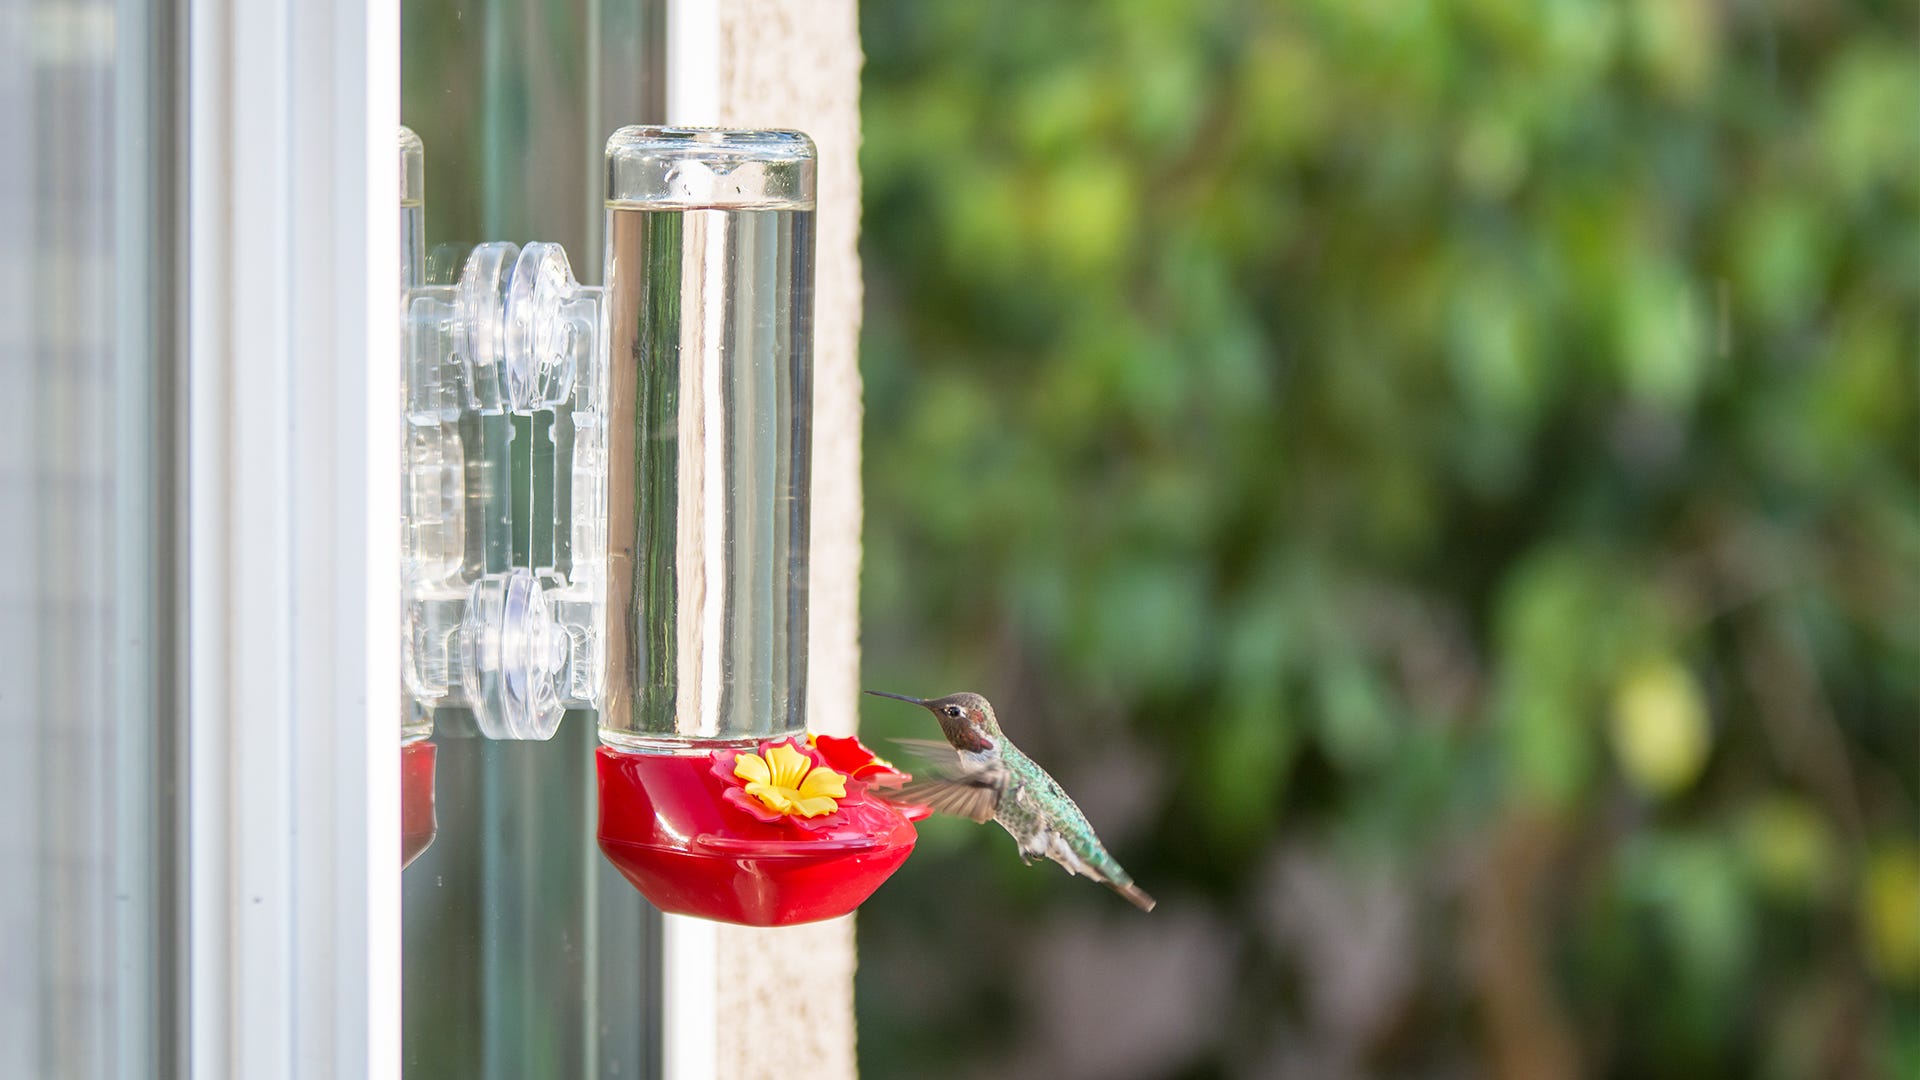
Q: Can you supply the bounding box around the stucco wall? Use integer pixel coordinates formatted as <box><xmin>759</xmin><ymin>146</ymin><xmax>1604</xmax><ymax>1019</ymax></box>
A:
<box><xmin>706</xmin><ymin>3</ymin><xmax>865</xmax><ymax>1078</ymax></box>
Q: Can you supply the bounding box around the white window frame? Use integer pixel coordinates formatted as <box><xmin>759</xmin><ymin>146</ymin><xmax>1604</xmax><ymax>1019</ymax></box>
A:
<box><xmin>659</xmin><ymin>6</ymin><xmax>724</xmax><ymax>1079</ymax></box>
<box><xmin>186</xmin><ymin>0</ymin><xmax>400</xmax><ymax>1075</ymax></box>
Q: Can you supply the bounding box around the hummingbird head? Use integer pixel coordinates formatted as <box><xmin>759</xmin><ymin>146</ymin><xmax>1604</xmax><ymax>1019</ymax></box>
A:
<box><xmin>865</xmin><ymin>690</ymin><xmax>1002</xmax><ymax>753</ymax></box>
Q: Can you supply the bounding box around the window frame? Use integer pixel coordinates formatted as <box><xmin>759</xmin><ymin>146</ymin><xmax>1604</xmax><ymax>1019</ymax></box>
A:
<box><xmin>185</xmin><ymin>0</ymin><xmax>401</xmax><ymax>1074</ymax></box>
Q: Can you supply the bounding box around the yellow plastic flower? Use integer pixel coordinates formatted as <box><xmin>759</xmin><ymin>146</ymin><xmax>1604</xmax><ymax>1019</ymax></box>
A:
<box><xmin>733</xmin><ymin>742</ymin><xmax>847</xmax><ymax>818</ymax></box>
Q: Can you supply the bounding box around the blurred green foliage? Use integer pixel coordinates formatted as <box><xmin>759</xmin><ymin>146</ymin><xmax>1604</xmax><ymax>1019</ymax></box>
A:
<box><xmin>854</xmin><ymin>1</ymin><xmax>1918</xmax><ymax>1077</ymax></box>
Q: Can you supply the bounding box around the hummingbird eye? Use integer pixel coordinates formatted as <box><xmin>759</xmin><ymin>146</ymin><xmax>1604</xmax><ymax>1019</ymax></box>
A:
<box><xmin>944</xmin><ymin>705</ymin><xmax>964</xmax><ymax>719</ymax></box>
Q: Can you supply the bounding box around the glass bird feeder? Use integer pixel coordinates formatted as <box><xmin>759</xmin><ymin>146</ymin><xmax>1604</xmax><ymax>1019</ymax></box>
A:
<box><xmin>394</xmin><ymin>124</ymin><xmax>916</xmax><ymax>919</ymax></box>
<box><xmin>592</xmin><ymin>128</ymin><xmax>916</xmax><ymax>925</ymax></box>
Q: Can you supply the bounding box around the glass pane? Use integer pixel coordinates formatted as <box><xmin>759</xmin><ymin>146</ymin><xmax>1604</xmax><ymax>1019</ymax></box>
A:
<box><xmin>0</xmin><ymin>0</ymin><xmax>180</xmax><ymax>1076</ymax></box>
<box><xmin>400</xmin><ymin>3</ymin><xmax>665</xmax><ymax>1077</ymax></box>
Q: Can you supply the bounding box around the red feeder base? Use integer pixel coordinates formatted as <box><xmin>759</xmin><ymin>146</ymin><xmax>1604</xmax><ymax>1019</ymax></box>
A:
<box><xmin>401</xmin><ymin>740</ymin><xmax>438</xmax><ymax>868</ymax></box>
<box><xmin>596</xmin><ymin>745</ymin><xmax>918</xmax><ymax>926</ymax></box>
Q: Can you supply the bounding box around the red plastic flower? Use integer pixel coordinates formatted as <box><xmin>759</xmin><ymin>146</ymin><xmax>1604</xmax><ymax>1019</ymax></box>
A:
<box><xmin>710</xmin><ymin>738</ymin><xmax>859</xmax><ymax>830</ymax></box>
<box><xmin>809</xmin><ymin>733</ymin><xmax>911</xmax><ymax>788</ymax></box>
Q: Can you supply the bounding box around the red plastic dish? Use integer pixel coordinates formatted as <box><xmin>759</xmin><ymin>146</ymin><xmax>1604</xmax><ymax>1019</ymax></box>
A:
<box><xmin>596</xmin><ymin>744</ymin><xmax>920</xmax><ymax>926</ymax></box>
<box><xmin>401</xmin><ymin>740</ymin><xmax>438</xmax><ymax>868</ymax></box>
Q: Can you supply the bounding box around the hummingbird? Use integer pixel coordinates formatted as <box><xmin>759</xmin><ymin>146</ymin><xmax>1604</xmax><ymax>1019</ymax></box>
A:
<box><xmin>866</xmin><ymin>690</ymin><xmax>1156</xmax><ymax>912</ymax></box>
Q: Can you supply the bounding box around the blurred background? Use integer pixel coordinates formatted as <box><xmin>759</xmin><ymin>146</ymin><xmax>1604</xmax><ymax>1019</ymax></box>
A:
<box><xmin>851</xmin><ymin>2</ymin><xmax>1918</xmax><ymax>1078</ymax></box>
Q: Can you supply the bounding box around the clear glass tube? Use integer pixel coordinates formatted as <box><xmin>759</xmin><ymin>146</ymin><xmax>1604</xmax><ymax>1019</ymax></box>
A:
<box><xmin>599</xmin><ymin>127</ymin><xmax>817</xmax><ymax>751</ymax></box>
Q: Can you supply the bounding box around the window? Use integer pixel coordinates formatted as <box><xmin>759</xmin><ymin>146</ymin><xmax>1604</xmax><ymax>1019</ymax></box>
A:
<box><xmin>3</xmin><ymin>2</ymin><xmax>867</xmax><ymax>1077</ymax></box>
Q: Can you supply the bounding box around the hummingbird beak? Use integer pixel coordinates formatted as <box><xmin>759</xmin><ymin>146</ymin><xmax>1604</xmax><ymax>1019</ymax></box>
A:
<box><xmin>864</xmin><ymin>690</ymin><xmax>927</xmax><ymax>706</ymax></box>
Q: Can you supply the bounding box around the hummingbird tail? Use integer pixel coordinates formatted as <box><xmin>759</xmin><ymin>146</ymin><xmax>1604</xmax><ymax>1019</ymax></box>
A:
<box><xmin>1110</xmin><ymin>880</ymin><xmax>1156</xmax><ymax>912</ymax></box>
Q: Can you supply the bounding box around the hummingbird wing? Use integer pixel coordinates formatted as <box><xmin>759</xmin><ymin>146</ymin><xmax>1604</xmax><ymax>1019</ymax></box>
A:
<box><xmin>884</xmin><ymin>740</ymin><xmax>1005</xmax><ymax>824</ymax></box>
<box><xmin>889</xmin><ymin>737</ymin><xmax>963</xmax><ymax>758</ymax></box>
<box><xmin>894</xmin><ymin>775</ymin><xmax>1001</xmax><ymax>823</ymax></box>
